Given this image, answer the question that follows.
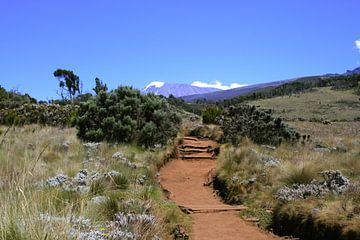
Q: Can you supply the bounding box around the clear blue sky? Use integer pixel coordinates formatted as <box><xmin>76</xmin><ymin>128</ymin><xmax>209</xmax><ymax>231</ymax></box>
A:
<box><xmin>1</xmin><ymin>0</ymin><xmax>359</xmax><ymax>100</ymax></box>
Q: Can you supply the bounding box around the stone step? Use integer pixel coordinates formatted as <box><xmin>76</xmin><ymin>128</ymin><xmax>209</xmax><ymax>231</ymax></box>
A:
<box><xmin>180</xmin><ymin>144</ymin><xmax>212</xmax><ymax>149</ymax></box>
<box><xmin>178</xmin><ymin>148</ymin><xmax>209</xmax><ymax>153</ymax></box>
<box><xmin>179</xmin><ymin>205</ymin><xmax>247</xmax><ymax>214</ymax></box>
<box><xmin>180</xmin><ymin>155</ymin><xmax>215</xmax><ymax>160</ymax></box>
<box><xmin>180</xmin><ymin>152</ymin><xmax>215</xmax><ymax>158</ymax></box>
<box><xmin>183</xmin><ymin>137</ymin><xmax>199</xmax><ymax>141</ymax></box>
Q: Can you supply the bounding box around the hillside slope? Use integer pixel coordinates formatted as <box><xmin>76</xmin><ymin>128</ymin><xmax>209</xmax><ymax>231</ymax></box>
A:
<box><xmin>249</xmin><ymin>87</ymin><xmax>360</xmax><ymax>121</ymax></box>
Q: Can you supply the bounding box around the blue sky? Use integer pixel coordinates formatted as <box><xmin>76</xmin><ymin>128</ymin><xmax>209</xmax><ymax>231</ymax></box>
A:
<box><xmin>1</xmin><ymin>0</ymin><xmax>359</xmax><ymax>100</ymax></box>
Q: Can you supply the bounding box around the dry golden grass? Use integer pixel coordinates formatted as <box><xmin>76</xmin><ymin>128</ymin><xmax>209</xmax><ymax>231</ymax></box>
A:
<box><xmin>0</xmin><ymin>125</ymin><xmax>190</xmax><ymax>239</ymax></box>
<box><xmin>216</xmin><ymin>121</ymin><xmax>360</xmax><ymax>232</ymax></box>
<box><xmin>250</xmin><ymin>87</ymin><xmax>360</xmax><ymax>121</ymax></box>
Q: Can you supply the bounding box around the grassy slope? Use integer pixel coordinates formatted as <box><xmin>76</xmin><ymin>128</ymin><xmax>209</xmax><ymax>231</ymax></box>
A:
<box><xmin>0</xmin><ymin>125</ymin><xmax>190</xmax><ymax>239</ymax></box>
<box><xmin>249</xmin><ymin>87</ymin><xmax>360</xmax><ymax>121</ymax></box>
<box><xmin>215</xmin><ymin>86</ymin><xmax>360</xmax><ymax>238</ymax></box>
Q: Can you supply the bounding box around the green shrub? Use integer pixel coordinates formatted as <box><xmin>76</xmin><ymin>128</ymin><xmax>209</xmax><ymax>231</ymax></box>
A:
<box><xmin>0</xmin><ymin>104</ymin><xmax>77</xmax><ymax>127</ymax></box>
<box><xmin>202</xmin><ymin>107</ymin><xmax>222</xmax><ymax>124</ymax></box>
<box><xmin>75</xmin><ymin>86</ymin><xmax>181</xmax><ymax>147</ymax></box>
<box><xmin>217</xmin><ymin>105</ymin><xmax>300</xmax><ymax>145</ymax></box>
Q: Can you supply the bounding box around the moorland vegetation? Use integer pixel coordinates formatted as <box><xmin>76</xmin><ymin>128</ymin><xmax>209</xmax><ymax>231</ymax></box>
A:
<box><xmin>1</xmin><ymin>70</ymin><xmax>360</xmax><ymax>239</ymax></box>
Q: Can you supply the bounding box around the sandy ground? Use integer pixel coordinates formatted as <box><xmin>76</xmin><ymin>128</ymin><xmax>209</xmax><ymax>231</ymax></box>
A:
<box><xmin>160</xmin><ymin>138</ymin><xmax>279</xmax><ymax>240</ymax></box>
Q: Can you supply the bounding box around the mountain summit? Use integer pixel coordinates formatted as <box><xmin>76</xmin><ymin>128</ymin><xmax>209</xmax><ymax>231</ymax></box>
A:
<box><xmin>343</xmin><ymin>66</ymin><xmax>360</xmax><ymax>75</ymax></box>
<box><xmin>142</xmin><ymin>82</ymin><xmax>219</xmax><ymax>97</ymax></box>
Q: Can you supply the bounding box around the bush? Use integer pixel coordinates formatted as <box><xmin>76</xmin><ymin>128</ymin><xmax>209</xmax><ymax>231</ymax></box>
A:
<box><xmin>217</xmin><ymin>105</ymin><xmax>300</xmax><ymax>146</ymax></box>
<box><xmin>202</xmin><ymin>107</ymin><xmax>222</xmax><ymax>124</ymax></box>
<box><xmin>75</xmin><ymin>86</ymin><xmax>181</xmax><ymax>147</ymax></box>
<box><xmin>0</xmin><ymin>85</ymin><xmax>36</xmax><ymax>109</ymax></box>
<box><xmin>0</xmin><ymin>104</ymin><xmax>78</xmax><ymax>127</ymax></box>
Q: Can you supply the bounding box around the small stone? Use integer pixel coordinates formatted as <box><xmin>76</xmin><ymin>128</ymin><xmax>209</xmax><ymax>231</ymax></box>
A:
<box><xmin>261</xmin><ymin>145</ymin><xmax>276</xmax><ymax>150</ymax></box>
<box><xmin>244</xmin><ymin>217</ymin><xmax>260</xmax><ymax>222</ymax></box>
<box><xmin>314</xmin><ymin>147</ymin><xmax>331</xmax><ymax>153</ymax></box>
<box><xmin>90</xmin><ymin>196</ymin><xmax>108</xmax><ymax>204</ymax></box>
<box><xmin>62</xmin><ymin>141</ymin><xmax>70</xmax><ymax>151</ymax></box>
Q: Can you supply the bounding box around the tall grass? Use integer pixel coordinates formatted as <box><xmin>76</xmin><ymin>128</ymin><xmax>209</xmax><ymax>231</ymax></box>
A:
<box><xmin>0</xmin><ymin>125</ymin><xmax>190</xmax><ymax>239</ymax></box>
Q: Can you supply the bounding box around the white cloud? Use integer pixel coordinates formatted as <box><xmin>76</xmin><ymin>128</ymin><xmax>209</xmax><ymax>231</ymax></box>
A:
<box><xmin>356</xmin><ymin>39</ymin><xmax>360</xmax><ymax>52</ymax></box>
<box><xmin>145</xmin><ymin>81</ymin><xmax>165</xmax><ymax>89</ymax></box>
<box><xmin>191</xmin><ymin>80</ymin><xmax>247</xmax><ymax>90</ymax></box>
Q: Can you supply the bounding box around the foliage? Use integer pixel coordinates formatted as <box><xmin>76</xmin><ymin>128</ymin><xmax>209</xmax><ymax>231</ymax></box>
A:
<box><xmin>93</xmin><ymin>77</ymin><xmax>108</xmax><ymax>95</ymax></box>
<box><xmin>217</xmin><ymin>105</ymin><xmax>300</xmax><ymax>146</ymax></box>
<box><xmin>53</xmin><ymin>69</ymin><xmax>80</xmax><ymax>101</ymax></box>
<box><xmin>202</xmin><ymin>106</ymin><xmax>222</xmax><ymax>124</ymax></box>
<box><xmin>0</xmin><ymin>104</ymin><xmax>77</xmax><ymax>127</ymax></box>
<box><xmin>0</xmin><ymin>85</ymin><xmax>36</xmax><ymax>109</ymax></box>
<box><xmin>76</xmin><ymin>86</ymin><xmax>181</xmax><ymax>147</ymax></box>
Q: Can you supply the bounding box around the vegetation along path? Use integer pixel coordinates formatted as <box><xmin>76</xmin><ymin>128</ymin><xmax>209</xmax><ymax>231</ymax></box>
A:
<box><xmin>160</xmin><ymin>137</ymin><xmax>279</xmax><ymax>240</ymax></box>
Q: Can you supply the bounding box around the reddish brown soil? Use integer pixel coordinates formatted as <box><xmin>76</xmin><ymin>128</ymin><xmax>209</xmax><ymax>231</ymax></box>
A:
<box><xmin>160</xmin><ymin>138</ymin><xmax>279</xmax><ymax>240</ymax></box>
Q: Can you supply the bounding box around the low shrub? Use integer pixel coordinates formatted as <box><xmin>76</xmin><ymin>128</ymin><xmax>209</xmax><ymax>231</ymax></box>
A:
<box><xmin>0</xmin><ymin>104</ymin><xmax>77</xmax><ymax>127</ymax></box>
<box><xmin>202</xmin><ymin>106</ymin><xmax>222</xmax><ymax>124</ymax></box>
<box><xmin>217</xmin><ymin>105</ymin><xmax>300</xmax><ymax>146</ymax></box>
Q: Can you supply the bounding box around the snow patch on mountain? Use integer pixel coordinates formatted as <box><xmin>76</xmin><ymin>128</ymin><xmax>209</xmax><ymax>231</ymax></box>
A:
<box><xmin>142</xmin><ymin>82</ymin><xmax>219</xmax><ymax>97</ymax></box>
<box><xmin>191</xmin><ymin>80</ymin><xmax>248</xmax><ymax>90</ymax></box>
<box><xmin>145</xmin><ymin>81</ymin><xmax>165</xmax><ymax>90</ymax></box>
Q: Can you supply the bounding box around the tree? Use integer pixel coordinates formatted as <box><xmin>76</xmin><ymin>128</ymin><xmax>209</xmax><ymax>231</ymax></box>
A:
<box><xmin>53</xmin><ymin>69</ymin><xmax>80</xmax><ymax>101</ymax></box>
<box><xmin>93</xmin><ymin>77</ymin><xmax>108</xmax><ymax>95</ymax></box>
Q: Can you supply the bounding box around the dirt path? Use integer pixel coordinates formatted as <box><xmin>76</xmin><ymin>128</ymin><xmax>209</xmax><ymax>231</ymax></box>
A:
<box><xmin>160</xmin><ymin>137</ymin><xmax>279</xmax><ymax>240</ymax></box>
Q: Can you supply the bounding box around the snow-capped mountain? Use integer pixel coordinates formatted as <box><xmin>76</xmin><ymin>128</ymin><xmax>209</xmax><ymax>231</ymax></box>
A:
<box><xmin>142</xmin><ymin>81</ymin><xmax>219</xmax><ymax>97</ymax></box>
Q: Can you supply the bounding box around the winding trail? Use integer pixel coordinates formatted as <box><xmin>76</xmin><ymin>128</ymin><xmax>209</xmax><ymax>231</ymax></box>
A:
<box><xmin>160</xmin><ymin>137</ymin><xmax>279</xmax><ymax>240</ymax></box>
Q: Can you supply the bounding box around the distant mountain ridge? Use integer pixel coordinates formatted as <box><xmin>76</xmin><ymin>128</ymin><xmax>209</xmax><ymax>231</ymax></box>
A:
<box><xmin>180</xmin><ymin>79</ymin><xmax>296</xmax><ymax>102</ymax></box>
<box><xmin>343</xmin><ymin>66</ymin><xmax>360</xmax><ymax>75</ymax></box>
<box><xmin>142</xmin><ymin>82</ymin><xmax>219</xmax><ymax>97</ymax></box>
<box><xmin>180</xmin><ymin>66</ymin><xmax>360</xmax><ymax>102</ymax></box>
<box><xmin>142</xmin><ymin>66</ymin><xmax>360</xmax><ymax>102</ymax></box>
